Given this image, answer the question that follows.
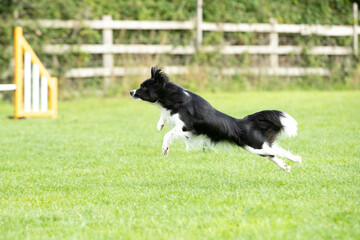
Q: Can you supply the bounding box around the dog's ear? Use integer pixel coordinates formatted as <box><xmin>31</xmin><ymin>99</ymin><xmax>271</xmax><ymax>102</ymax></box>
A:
<box><xmin>151</xmin><ymin>66</ymin><xmax>160</xmax><ymax>79</ymax></box>
<box><xmin>151</xmin><ymin>66</ymin><xmax>169</xmax><ymax>87</ymax></box>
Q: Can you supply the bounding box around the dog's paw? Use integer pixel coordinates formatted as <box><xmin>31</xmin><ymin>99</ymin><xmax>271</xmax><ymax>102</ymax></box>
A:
<box><xmin>163</xmin><ymin>147</ymin><xmax>170</xmax><ymax>156</ymax></box>
<box><xmin>283</xmin><ymin>165</ymin><xmax>291</xmax><ymax>172</ymax></box>
<box><xmin>162</xmin><ymin>145</ymin><xmax>169</xmax><ymax>156</ymax></box>
<box><xmin>157</xmin><ymin>122</ymin><xmax>164</xmax><ymax>131</ymax></box>
<box><xmin>293</xmin><ymin>155</ymin><xmax>302</xmax><ymax>163</ymax></box>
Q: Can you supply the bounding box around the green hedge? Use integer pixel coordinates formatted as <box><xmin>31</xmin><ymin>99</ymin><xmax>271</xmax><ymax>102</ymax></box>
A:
<box><xmin>1</xmin><ymin>0</ymin><xmax>354</xmax><ymax>23</ymax></box>
<box><xmin>0</xmin><ymin>0</ymin><xmax>358</xmax><ymax>97</ymax></box>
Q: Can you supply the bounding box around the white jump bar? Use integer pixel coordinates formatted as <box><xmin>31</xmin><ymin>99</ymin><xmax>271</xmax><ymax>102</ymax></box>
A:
<box><xmin>40</xmin><ymin>76</ymin><xmax>48</xmax><ymax>112</ymax></box>
<box><xmin>0</xmin><ymin>84</ymin><xmax>17</xmax><ymax>91</ymax></box>
<box><xmin>32</xmin><ymin>64</ymin><xmax>40</xmax><ymax>112</ymax></box>
<box><xmin>24</xmin><ymin>52</ymin><xmax>32</xmax><ymax>113</ymax></box>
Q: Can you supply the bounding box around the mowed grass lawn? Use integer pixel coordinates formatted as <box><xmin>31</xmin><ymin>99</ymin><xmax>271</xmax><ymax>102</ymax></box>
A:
<box><xmin>0</xmin><ymin>91</ymin><xmax>359</xmax><ymax>239</ymax></box>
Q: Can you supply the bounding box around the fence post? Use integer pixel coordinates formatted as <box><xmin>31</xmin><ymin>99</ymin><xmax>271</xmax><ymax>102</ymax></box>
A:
<box><xmin>353</xmin><ymin>3</ymin><xmax>358</xmax><ymax>57</ymax></box>
<box><xmin>270</xmin><ymin>18</ymin><xmax>279</xmax><ymax>69</ymax></box>
<box><xmin>102</xmin><ymin>15</ymin><xmax>114</xmax><ymax>89</ymax></box>
<box><xmin>196</xmin><ymin>0</ymin><xmax>203</xmax><ymax>51</ymax></box>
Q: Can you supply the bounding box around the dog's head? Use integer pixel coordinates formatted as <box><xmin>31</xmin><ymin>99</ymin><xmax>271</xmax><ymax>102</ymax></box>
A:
<box><xmin>130</xmin><ymin>66</ymin><xmax>169</xmax><ymax>103</ymax></box>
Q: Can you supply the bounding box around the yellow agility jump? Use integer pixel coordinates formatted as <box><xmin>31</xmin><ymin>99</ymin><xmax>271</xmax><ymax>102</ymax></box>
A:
<box><xmin>13</xmin><ymin>27</ymin><xmax>57</xmax><ymax>119</ymax></box>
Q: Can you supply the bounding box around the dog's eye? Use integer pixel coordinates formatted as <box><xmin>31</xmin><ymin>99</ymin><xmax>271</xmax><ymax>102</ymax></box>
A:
<box><xmin>142</xmin><ymin>87</ymin><xmax>147</xmax><ymax>91</ymax></box>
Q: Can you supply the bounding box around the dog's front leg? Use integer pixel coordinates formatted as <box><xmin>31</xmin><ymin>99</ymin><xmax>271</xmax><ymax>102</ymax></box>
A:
<box><xmin>162</xmin><ymin>128</ymin><xmax>176</xmax><ymax>156</ymax></box>
<box><xmin>157</xmin><ymin>113</ymin><xmax>165</xmax><ymax>131</ymax></box>
<box><xmin>162</xmin><ymin>127</ymin><xmax>188</xmax><ymax>156</ymax></box>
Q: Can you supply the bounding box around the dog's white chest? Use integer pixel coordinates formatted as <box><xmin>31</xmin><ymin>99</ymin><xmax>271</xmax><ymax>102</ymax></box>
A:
<box><xmin>154</xmin><ymin>103</ymin><xmax>183</xmax><ymax>129</ymax></box>
<box><xmin>163</xmin><ymin>109</ymin><xmax>181</xmax><ymax>128</ymax></box>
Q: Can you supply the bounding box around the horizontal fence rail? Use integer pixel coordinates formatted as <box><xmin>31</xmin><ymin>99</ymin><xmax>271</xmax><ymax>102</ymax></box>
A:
<box><xmin>19</xmin><ymin>19</ymin><xmax>196</xmax><ymax>30</ymax></box>
<box><xmin>43</xmin><ymin>44</ymin><xmax>353</xmax><ymax>56</ymax></box>
<box><xmin>64</xmin><ymin>66</ymin><xmax>330</xmax><ymax>78</ymax></box>
<box><xmin>15</xmin><ymin>2</ymin><xmax>359</xmax><ymax>82</ymax></box>
<box><xmin>19</xmin><ymin>19</ymin><xmax>359</xmax><ymax>35</ymax></box>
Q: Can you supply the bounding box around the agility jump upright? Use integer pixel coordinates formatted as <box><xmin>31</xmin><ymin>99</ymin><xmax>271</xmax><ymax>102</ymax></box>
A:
<box><xmin>13</xmin><ymin>27</ymin><xmax>57</xmax><ymax>119</ymax></box>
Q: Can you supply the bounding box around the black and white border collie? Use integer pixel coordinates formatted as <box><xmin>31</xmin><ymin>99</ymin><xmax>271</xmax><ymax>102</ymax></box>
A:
<box><xmin>130</xmin><ymin>66</ymin><xmax>302</xmax><ymax>172</ymax></box>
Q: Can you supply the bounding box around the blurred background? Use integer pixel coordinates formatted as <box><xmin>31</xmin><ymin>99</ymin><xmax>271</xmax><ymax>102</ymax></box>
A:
<box><xmin>1</xmin><ymin>0</ymin><xmax>360</xmax><ymax>100</ymax></box>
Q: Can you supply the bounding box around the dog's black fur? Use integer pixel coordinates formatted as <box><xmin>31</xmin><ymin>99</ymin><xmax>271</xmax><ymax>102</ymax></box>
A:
<box><xmin>130</xmin><ymin>66</ymin><xmax>288</xmax><ymax>150</ymax></box>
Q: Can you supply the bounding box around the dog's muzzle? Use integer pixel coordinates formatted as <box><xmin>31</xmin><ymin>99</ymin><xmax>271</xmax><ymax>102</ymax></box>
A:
<box><xmin>130</xmin><ymin>90</ymin><xmax>139</xmax><ymax>100</ymax></box>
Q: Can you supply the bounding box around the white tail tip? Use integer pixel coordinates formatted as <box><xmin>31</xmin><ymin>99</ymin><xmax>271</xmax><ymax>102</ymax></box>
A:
<box><xmin>280</xmin><ymin>112</ymin><xmax>298</xmax><ymax>138</ymax></box>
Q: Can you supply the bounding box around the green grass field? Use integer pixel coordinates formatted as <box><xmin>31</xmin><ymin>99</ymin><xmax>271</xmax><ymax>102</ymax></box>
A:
<box><xmin>0</xmin><ymin>91</ymin><xmax>359</xmax><ymax>239</ymax></box>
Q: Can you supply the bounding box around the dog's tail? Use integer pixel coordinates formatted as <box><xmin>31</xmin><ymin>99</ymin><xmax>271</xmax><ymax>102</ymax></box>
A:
<box><xmin>244</xmin><ymin>110</ymin><xmax>297</xmax><ymax>144</ymax></box>
<box><xmin>279</xmin><ymin>111</ymin><xmax>298</xmax><ymax>138</ymax></box>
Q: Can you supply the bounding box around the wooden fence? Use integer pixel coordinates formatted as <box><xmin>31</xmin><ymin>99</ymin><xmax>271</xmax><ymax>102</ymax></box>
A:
<box><xmin>16</xmin><ymin>1</ymin><xmax>359</xmax><ymax>86</ymax></box>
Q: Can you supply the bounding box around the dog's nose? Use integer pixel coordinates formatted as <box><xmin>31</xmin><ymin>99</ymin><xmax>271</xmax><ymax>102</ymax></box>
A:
<box><xmin>130</xmin><ymin>90</ymin><xmax>135</xmax><ymax>97</ymax></box>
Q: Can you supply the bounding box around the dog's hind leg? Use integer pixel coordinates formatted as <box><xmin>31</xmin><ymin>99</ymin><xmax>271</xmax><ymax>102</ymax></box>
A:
<box><xmin>268</xmin><ymin>144</ymin><xmax>302</xmax><ymax>163</ymax></box>
<box><xmin>245</xmin><ymin>143</ymin><xmax>301</xmax><ymax>163</ymax></box>
<box><xmin>162</xmin><ymin>127</ymin><xmax>191</xmax><ymax>156</ymax></box>
<box><xmin>266</xmin><ymin>156</ymin><xmax>291</xmax><ymax>172</ymax></box>
<box><xmin>244</xmin><ymin>143</ymin><xmax>299</xmax><ymax>172</ymax></box>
